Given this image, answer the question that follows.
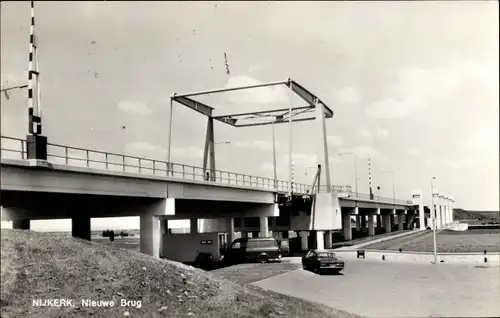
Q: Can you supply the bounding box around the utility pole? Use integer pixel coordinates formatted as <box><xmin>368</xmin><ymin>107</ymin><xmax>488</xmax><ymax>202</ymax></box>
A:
<box><xmin>431</xmin><ymin>176</ymin><xmax>437</xmax><ymax>264</ymax></box>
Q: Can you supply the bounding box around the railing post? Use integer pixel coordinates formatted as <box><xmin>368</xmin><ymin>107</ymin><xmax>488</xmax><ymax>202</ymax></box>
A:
<box><xmin>21</xmin><ymin>140</ymin><xmax>25</xmax><ymax>160</ymax></box>
<box><xmin>122</xmin><ymin>155</ymin><xmax>126</xmax><ymax>171</ymax></box>
<box><xmin>192</xmin><ymin>167</ymin><xmax>195</xmax><ymax>179</ymax></box>
<box><xmin>153</xmin><ymin>160</ymin><xmax>156</xmax><ymax>175</ymax></box>
<box><xmin>86</xmin><ymin>150</ymin><xmax>89</xmax><ymax>168</ymax></box>
<box><xmin>65</xmin><ymin>147</ymin><xmax>68</xmax><ymax>165</ymax></box>
<box><xmin>139</xmin><ymin>158</ymin><xmax>142</xmax><ymax>173</ymax></box>
<box><xmin>227</xmin><ymin>172</ymin><xmax>230</xmax><ymax>184</ymax></box>
<box><xmin>182</xmin><ymin>165</ymin><xmax>185</xmax><ymax>178</ymax></box>
<box><xmin>105</xmin><ymin>153</ymin><xmax>109</xmax><ymax>169</ymax></box>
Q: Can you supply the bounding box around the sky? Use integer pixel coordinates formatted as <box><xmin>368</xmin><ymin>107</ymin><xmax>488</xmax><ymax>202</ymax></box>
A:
<box><xmin>1</xmin><ymin>1</ymin><xmax>498</xmax><ymax>230</ymax></box>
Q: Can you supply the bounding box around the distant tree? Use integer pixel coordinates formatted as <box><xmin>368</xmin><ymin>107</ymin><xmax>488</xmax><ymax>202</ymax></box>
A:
<box><xmin>109</xmin><ymin>230</ymin><xmax>115</xmax><ymax>242</ymax></box>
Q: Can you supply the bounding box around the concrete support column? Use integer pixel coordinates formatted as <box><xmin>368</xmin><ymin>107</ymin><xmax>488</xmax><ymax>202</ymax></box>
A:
<box><xmin>159</xmin><ymin>219</ymin><xmax>168</xmax><ymax>257</ymax></box>
<box><xmin>361</xmin><ymin>215</ymin><xmax>367</xmax><ymax>228</ymax></box>
<box><xmin>72</xmin><ymin>216</ymin><xmax>91</xmax><ymax>241</ymax></box>
<box><xmin>437</xmin><ymin>206</ymin><xmax>441</xmax><ymax>228</ymax></box>
<box><xmin>368</xmin><ymin>212</ymin><xmax>376</xmax><ymax>236</ymax></box>
<box><xmin>316</xmin><ymin>231</ymin><xmax>325</xmax><ymax>250</ymax></box>
<box><xmin>383</xmin><ymin>213</ymin><xmax>392</xmax><ymax>233</ymax></box>
<box><xmin>140</xmin><ymin>213</ymin><xmax>160</xmax><ymax>258</ymax></box>
<box><xmin>227</xmin><ymin>218</ymin><xmax>234</xmax><ymax>245</ymax></box>
<box><xmin>342</xmin><ymin>213</ymin><xmax>352</xmax><ymax>240</ymax></box>
<box><xmin>355</xmin><ymin>215</ymin><xmax>361</xmax><ymax>231</ymax></box>
<box><xmin>190</xmin><ymin>219</ymin><xmax>198</xmax><ymax>234</ymax></box>
<box><xmin>259</xmin><ymin>216</ymin><xmax>269</xmax><ymax>237</ymax></box>
<box><xmin>324</xmin><ymin>230</ymin><xmax>332</xmax><ymax>248</ymax></box>
<box><xmin>300</xmin><ymin>231</ymin><xmax>309</xmax><ymax>251</ymax></box>
<box><xmin>12</xmin><ymin>219</ymin><xmax>30</xmax><ymax>230</ymax></box>
<box><xmin>398</xmin><ymin>212</ymin><xmax>405</xmax><ymax>231</ymax></box>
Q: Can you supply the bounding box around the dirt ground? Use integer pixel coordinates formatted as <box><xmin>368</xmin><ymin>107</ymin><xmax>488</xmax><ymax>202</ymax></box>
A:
<box><xmin>363</xmin><ymin>229</ymin><xmax>500</xmax><ymax>253</ymax></box>
<box><xmin>1</xmin><ymin>229</ymin><xmax>361</xmax><ymax>318</ymax></box>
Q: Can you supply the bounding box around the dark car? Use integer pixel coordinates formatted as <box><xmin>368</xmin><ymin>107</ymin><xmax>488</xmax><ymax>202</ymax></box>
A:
<box><xmin>302</xmin><ymin>250</ymin><xmax>344</xmax><ymax>274</ymax></box>
<box><xmin>223</xmin><ymin>237</ymin><xmax>281</xmax><ymax>264</ymax></box>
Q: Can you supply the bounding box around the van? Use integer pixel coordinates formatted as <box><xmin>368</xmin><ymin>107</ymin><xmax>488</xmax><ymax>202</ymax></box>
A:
<box><xmin>223</xmin><ymin>237</ymin><xmax>281</xmax><ymax>264</ymax></box>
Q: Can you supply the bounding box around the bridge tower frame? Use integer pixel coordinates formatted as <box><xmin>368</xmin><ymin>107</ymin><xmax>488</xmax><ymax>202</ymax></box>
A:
<box><xmin>168</xmin><ymin>78</ymin><xmax>334</xmax><ymax>195</ymax></box>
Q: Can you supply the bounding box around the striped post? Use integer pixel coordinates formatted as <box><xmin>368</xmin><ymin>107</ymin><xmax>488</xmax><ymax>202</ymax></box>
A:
<box><xmin>28</xmin><ymin>1</ymin><xmax>42</xmax><ymax>135</ymax></box>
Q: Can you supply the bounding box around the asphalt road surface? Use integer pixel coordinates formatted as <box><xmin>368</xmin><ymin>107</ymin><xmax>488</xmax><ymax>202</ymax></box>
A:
<box><xmin>253</xmin><ymin>259</ymin><xmax>500</xmax><ymax>317</ymax></box>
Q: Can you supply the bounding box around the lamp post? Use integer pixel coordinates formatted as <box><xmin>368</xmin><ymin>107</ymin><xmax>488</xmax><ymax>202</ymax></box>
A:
<box><xmin>380</xmin><ymin>169</ymin><xmax>395</xmax><ymax>204</ymax></box>
<box><xmin>339</xmin><ymin>152</ymin><xmax>358</xmax><ymax>197</ymax></box>
<box><xmin>431</xmin><ymin>176</ymin><xmax>437</xmax><ymax>264</ymax></box>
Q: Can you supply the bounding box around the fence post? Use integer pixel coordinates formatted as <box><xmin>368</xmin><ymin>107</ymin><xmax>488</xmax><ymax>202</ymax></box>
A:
<box><xmin>122</xmin><ymin>155</ymin><xmax>126</xmax><ymax>171</ymax></box>
<box><xmin>139</xmin><ymin>158</ymin><xmax>142</xmax><ymax>173</ymax></box>
<box><xmin>86</xmin><ymin>150</ymin><xmax>89</xmax><ymax>168</ymax></box>
<box><xmin>105</xmin><ymin>153</ymin><xmax>109</xmax><ymax>169</ymax></box>
<box><xmin>153</xmin><ymin>160</ymin><xmax>156</xmax><ymax>175</ymax></box>
<box><xmin>65</xmin><ymin>147</ymin><xmax>68</xmax><ymax>165</ymax></box>
<box><xmin>182</xmin><ymin>165</ymin><xmax>185</xmax><ymax>178</ymax></box>
<box><xmin>193</xmin><ymin>167</ymin><xmax>195</xmax><ymax>179</ymax></box>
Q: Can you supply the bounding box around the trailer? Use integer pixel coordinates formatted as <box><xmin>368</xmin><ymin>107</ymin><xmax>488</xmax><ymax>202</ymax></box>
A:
<box><xmin>161</xmin><ymin>232</ymin><xmax>228</xmax><ymax>268</ymax></box>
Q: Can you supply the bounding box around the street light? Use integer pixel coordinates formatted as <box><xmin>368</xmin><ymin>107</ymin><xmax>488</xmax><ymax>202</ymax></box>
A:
<box><xmin>380</xmin><ymin>169</ymin><xmax>395</xmax><ymax>204</ymax></box>
<box><xmin>338</xmin><ymin>152</ymin><xmax>358</xmax><ymax>197</ymax></box>
<box><xmin>431</xmin><ymin>176</ymin><xmax>438</xmax><ymax>264</ymax></box>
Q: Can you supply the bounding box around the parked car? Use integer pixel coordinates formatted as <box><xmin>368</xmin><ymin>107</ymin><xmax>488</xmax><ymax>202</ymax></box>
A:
<box><xmin>223</xmin><ymin>237</ymin><xmax>281</xmax><ymax>264</ymax></box>
<box><xmin>302</xmin><ymin>250</ymin><xmax>344</xmax><ymax>274</ymax></box>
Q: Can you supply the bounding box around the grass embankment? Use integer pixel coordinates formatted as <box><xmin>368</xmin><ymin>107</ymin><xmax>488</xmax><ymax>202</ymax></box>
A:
<box><xmin>453</xmin><ymin>209</ymin><xmax>500</xmax><ymax>222</ymax></box>
<box><xmin>363</xmin><ymin>229</ymin><xmax>500</xmax><ymax>253</ymax></box>
<box><xmin>1</xmin><ymin>230</ymin><xmax>360</xmax><ymax>318</ymax></box>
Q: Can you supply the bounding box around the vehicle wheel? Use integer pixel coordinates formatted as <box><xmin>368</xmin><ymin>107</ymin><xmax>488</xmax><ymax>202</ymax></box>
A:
<box><xmin>257</xmin><ymin>255</ymin><xmax>269</xmax><ymax>263</ymax></box>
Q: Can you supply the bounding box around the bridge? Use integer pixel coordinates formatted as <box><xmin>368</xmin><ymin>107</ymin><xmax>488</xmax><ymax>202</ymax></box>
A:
<box><xmin>1</xmin><ymin>134</ymin><xmax>447</xmax><ymax>256</ymax></box>
<box><xmin>1</xmin><ymin>79</ymin><xmax>455</xmax><ymax>257</ymax></box>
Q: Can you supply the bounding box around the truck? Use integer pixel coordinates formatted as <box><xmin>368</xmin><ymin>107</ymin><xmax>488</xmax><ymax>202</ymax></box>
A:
<box><xmin>161</xmin><ymin>232</ymin><xmax>228</xmax><ymax>269</ymax></box>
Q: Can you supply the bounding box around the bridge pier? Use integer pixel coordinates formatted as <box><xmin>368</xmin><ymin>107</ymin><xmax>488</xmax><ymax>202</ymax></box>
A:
<box><xmin>140</xmin><ymin>213</ymin><xmax>161</xmax><ymax>258</ymax></box>
<box><xmin>383</xmin><ymin>211</ymin><xmax>392</xmax><ymax>233</ymax></box>
<box><xmin>342</xmin><ymin>212</ymin><xmax>352</xmax><ymax>241</ymax></box>
<box><xmin>259</xmin><ymin>216</ymin><xmax>269</xmax><ymax>237</ymax></box>
<box><xmin>300</xmin><ymin>231</ymin><xmax>309</xmax><ymax>250</ymax></box>
<box><xmin>72</xmin><ymin>215</ymin><xmax>91</xmax><ymax>241</ymax></box>
<box><xmin>397</xmin><ymin>210</ymin><xmax>405</xmax><ymax>231</ymax></box>
<box><xmin>324</xmin><ymin>230</ymin><xmax>332</xmax><ymax>248</ymax></box>
<box><xmin>227</xmin><ymin>218</ymin><xmax>235</xmax><ymax>245</ymax></box>
<box><xmin>368</xmin><ymin>209</ymin><xmax>378</xmax><ymax>236</ymax></box>
<box><xmin>355</xmin><ymin>215</ymin><xmax>361</xmax><ymax>231</ymax></box>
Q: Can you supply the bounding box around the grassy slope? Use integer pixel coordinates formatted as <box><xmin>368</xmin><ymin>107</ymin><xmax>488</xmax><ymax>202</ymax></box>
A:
<box><xmin>1</xmin><ymin>230</ymin><xmax>360</xmax><ymax>318</ymax></box>
<box><xmin>454</xmin><ymin>209</ymin><xmax>500</xmax><ymax>221</ymax></box>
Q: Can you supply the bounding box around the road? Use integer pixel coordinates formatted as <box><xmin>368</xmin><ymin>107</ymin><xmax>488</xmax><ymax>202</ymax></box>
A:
<box><xmin>253</xmin><ymin>259</ymin><xmax>500</xmax><ymax>317</ymax></box>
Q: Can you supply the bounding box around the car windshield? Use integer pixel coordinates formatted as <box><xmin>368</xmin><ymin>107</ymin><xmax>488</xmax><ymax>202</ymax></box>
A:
<box><xmin>317</xmin><ymin>252</ymin><xmax>334</xmax><ymax>258</ymax></box>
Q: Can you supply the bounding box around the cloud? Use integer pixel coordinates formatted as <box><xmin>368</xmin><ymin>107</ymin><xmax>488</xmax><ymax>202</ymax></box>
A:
<box><xmin>118</xmin><ymin>101</ymin><xmax>153</xmax><ymax>115</ymax></box>
<box><xmin>366</xmin><ymin>98</ymin><xmax>423</xmax><ymax>119</ymax></box>
<box><xmin>375</xmin><ymin>128</ymin><xmax>389</xmax><ymax>139</ymax></box>
<box><xmin>327</xmin><ymin>135</ymin><xmax>343</xmax><ymax>147</ymax></box>
<box><xmin>407</xmin><ymin>148</ymin><xmax>420</xmax><ymax>156</ymax></box>
<box><xmin>365</xmin><ymin>62</ymin><xmax>495</xmax><ymax>119</ymax></box>
<box><xmin>224</xmin><ymin>76</ymin><xmax>288</xmax><ymax>105</ymax></box>
<box><xmin>359</xmin><ymin>128</ymin><xmax>373</xmax><ymax>139</ymax></box>
<box><xmin>337</xmin><ymin>145</ymin><xmax>383</xmax><ymax>159</ymax></box>
<box><xmin>234</xmin><ymin>140</ymin><xmax>281</xmax><ymax>151</ymax></box>
<box><xmin>334</xmin><ymin>86</ymin><xmax>362</xmax><ymax>105</ymax></box>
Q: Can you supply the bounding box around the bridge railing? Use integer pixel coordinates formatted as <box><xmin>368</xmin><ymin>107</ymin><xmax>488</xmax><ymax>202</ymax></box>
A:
<box><xmin>0</xmin><ymin>136</ymin><xmax>313</xmax><ymax>194</ymax></box>
<box><xmin>0</xmin><ymin>136</ymin><xmax>412</xmax><ymax>204</ymax></box>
